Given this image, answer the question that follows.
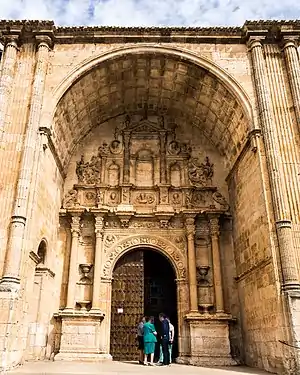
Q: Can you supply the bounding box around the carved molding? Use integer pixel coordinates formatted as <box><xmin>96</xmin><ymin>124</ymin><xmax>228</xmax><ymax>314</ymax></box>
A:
<box><xmin>102</xmin><ymin>235</ymin><xmax>187</xmax><ymax>279</ymax></box>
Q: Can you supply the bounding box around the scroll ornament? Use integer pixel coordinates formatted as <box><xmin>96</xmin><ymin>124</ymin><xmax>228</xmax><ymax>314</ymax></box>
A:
<box><xmin>63</xmin><ymin>189</ymin><xmax>78</xmax><ymax>208</ymax></box>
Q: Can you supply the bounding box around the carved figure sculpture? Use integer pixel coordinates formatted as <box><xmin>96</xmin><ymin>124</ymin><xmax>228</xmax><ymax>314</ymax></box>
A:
<box><xmin>76</xmin><ymin>152</ymin><xmax>101</xmax><ymax>185</ymax></box>
<box><xmin>168</xmin><ymin>140</ymin><xmax>181</xmax><ymax>155</ymax></box>
<box><xmin>188</xmin><ymin>156</ymin><xmax>214</xmax><ymax>186</ymax></box>
<box><xmin>110</xmin><ymin>139</ymin><xmax>122</xmax><ymax>154</ymax></box>
<box><xmin>76</xmin><ymin>155</ymin><xmax>85</xmax><ymax>183</ymax></box>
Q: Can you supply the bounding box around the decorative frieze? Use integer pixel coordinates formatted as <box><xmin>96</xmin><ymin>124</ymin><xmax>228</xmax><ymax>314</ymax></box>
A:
<box><xmin>62</xmin><ymin>184</ymin><xmax>229</xmax><ymax>214</ymax></box>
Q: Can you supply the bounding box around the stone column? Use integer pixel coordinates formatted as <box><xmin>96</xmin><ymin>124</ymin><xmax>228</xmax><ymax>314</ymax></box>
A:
<box><xmin>282</xmin><ymin>37</ymin><xmax>300</xmax><ymax>130</ymax></box>
<box><xmin>209</xmin><ymin>215</ymin><xmax>224</xmax><ymax>313</ymax></box>
<box><xmin>65</xmin><ymin>214</ymin><xmax>81</xmax><ymax>309</ymax></box>
<box><xmin>159</xmin><ymin>130</ymin><xmax>167</xmax><ymax>184</ymax></box>
<box><xmin>0</xmin><ymin>36</ymin><xmax>52</xmax><ymax>289</ymax></box>
<box><xmin>248</xmin><ymin>37</ymin><xmax>300</xmax><ymax>291</ymax></box>
<box><xmin>91</xmin><ymin>214</ymin><xmax>105</xmax><ymax>311</ymax></box>
<box><xmin>185</xmin><ymin>215</ymin><xmax>198</xmax><ymax>312</ymax></box>
<box><xmin>0</xmin><ymin>36</ymin><xmax>19</xmax><ymax>140</ymax></box>
<box><xmin>123</xmin><ymin>131</ymin><xmax>131</xmax><ymax>183</ymax></box>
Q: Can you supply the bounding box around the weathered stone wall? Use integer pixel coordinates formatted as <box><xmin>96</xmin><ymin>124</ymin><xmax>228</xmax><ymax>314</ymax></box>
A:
<box><xmin>19</xmin><ymin>147</ymin><xmax>63</xmax><ymax>361</ymax></box>
<box><xmin>228</xmin><ymin>142</ymin><xmax>288</xmax><ymax>372</ymax></box>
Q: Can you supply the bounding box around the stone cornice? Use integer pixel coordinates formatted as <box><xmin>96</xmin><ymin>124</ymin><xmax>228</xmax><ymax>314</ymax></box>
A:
<box><xmin>0</xmin><ymin>19</ymin><xmax>299</xmax><ymax>45</ymax></box>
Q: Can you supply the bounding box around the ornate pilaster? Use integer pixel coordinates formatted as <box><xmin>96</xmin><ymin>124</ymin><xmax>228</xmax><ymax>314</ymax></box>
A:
<box><xmin>209</xmin><ymin>215</ymin><xmax>224</xmax><ymax>313</ymax></box>
<box><xmin>0</xmin><ymin>35</ymin><xmax>19</xmax><ymax>140</ymax></box>
<box><xmin>91</xmin><ymin>214</ymin><xmax>105</xmax><ymax>311</ymax></box>
<box><xmin>185</xmin><ymin>215</ymin><xmax>198</xmax><ymax>312</ymax></box>
<box><xmin>282</xmin><ymin>37</ymin><xmax>300</xmax><ymax>130</ymax></box>
<box><xmin>65</xmin><ymin>213</ymin><xmax>81</xmax><ymax>309</ymax></box>
<box><xmin>123</xmin><ymin>131</ymin><xmax>131</xmax><ymax>183</ymax></box>
<box><xmin>159</xmin><ymin>130</ymin><xmax>167</xmax><ymax>184</ymax></box>
<box><xmin>0</xmin><ymin>36</ymin><xmax>52</xmax><ymax>289</ymax></box>
<box><xmin>248</xmin><ymin>36</ymin><xmax>300</xmax><ymax>292</ymax></box>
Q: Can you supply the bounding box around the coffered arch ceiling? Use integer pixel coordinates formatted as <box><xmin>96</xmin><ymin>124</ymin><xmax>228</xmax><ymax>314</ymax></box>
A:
<box><xmin>53</xmin><ymin>52</ymin><xmax>251</xmax><ymax>172</ymax></box>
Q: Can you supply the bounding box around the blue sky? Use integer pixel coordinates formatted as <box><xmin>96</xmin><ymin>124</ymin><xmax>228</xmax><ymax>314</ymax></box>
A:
<box><xmin>0</xmin><ymin>0</ymin><xmax>299</xmax><ymax>27</ymax></box>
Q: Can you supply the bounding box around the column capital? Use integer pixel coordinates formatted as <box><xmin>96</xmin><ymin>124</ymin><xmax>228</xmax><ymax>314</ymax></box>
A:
<box><xmin>281</xmin><ymin>36</ymin><xmax>300</xmax><ymax>50</ymax></box>
<box><xmin>209</xmin><ymin>215</ymin><xmax>220</xmax><ymax>237</ymax></box>
<box><xmin>35</xmin><ymin>35</ymin><xmax>53</xmax><ymax>50</ymax></box>
<box><xmin>3</xmin><ymin>35</ymin><xmax>20</xmax><ymax>50</ymax></box>
<box><xmin>246</xmin><ymin>36</ymin><xmax>264</xmax><ymax>51</ymax></box>
<box><xmin>70</xmin><ymin>214</ymin><xmax>81</xmax><ymax>234</ymax></box>
<box><xmin>185</xmin><ymin>215</ymin><xmax>196</xmax><ymax>237</ymax></box>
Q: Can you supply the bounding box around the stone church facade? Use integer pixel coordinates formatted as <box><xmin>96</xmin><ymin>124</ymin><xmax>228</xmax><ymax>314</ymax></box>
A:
<box><xmin>0</xmin><ymin>19</ymin><xmax>300</xmax><ymax>374</ymax></box>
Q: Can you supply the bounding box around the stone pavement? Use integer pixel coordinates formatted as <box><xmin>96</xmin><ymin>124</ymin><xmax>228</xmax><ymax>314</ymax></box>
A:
<box><xmin>6</xmin><ymin>361</ymin><xmax>273</xmax><ymax>375</ymax></box>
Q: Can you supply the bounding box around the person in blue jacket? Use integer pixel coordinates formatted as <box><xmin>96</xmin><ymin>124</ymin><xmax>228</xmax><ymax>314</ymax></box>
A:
<box><xmin>143</xmin><ymin>316</ymin><xmax>157</xmax><ymax>366</ymax></box>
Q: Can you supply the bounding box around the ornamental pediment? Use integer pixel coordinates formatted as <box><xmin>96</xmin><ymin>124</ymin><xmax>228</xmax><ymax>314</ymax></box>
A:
<box><xmin>131</xmin><ymin>120</ymin><xmax>160</xmax><ymax>134</ymax></box>
<box><xmin>126</xmin><ymin>118</ymin><xmax>165</xmax><ymax>135</ymax></box>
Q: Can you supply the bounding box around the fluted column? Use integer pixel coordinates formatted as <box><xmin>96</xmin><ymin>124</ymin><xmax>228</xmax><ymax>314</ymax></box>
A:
<box><xmin>0</xmin><ymin>36</ymin><xmax>19</xmax><ymax>140</ymax></box>
<box><xmin>248</xmin><ymin>37</ymin><xmax>300</xmax><ymax>291</ymax></box>
<box><xmin>0</xmin><ymin>36</ymin><xmax>52</xmax><ymax>289</ymax></box>
<box><xmin>185</xmin><ymin>215</ymin><xmax>198</xmax><ymax>312</ymax></box>
<box><xmin>91</xmin><ymin>214</ymin><xmax>105</xmax><ymax>311</ymax></box>
<box><xmin>159</xmin><ymin>130</ymin><xmax>167</xmax><ymax>184</ymax></box>
<box><xmin>282</xmin><ymin>37</ymin><xmax>300</xmax><ymax>129</ymax></box>
<box><xmin>209</xmin><ymin>215</ymin><xmax>224</xmax><ymax>313</ymax></box>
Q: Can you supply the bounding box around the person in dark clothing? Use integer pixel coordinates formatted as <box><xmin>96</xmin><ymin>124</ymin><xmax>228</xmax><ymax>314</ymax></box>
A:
<box><xmin>157</xmin><ymin>313</ymin><xmax>170</xmax><ymax>366</ymax></box>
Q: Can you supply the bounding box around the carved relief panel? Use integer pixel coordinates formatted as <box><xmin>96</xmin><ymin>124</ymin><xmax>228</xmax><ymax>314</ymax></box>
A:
<box><xmin>63</xmin><ymin>113</ymin><xmax>230</xmax><ymax>217</ymax></box>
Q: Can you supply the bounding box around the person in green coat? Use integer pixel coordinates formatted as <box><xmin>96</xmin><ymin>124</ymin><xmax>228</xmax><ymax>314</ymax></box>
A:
<box><xmin>143</xmin><ymin>316</ymin><xmax>157</xmax><ymax>365</ymax></box>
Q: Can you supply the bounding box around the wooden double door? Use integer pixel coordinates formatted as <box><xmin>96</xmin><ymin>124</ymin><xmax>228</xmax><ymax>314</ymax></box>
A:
<box><xmin>110</xmin><ymin>249</ymin><xmax>177</xmax><ymax>361</ymax></box>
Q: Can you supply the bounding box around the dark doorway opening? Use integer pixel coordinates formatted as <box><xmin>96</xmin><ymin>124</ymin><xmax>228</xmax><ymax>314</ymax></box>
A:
<box><xmin>110</xmin><ymin>248</ymin><xmax>178</xmax><ymax>362</ymax></box>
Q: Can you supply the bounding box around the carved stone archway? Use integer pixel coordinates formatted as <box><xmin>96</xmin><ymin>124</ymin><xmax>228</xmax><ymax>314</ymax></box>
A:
<box><xmin>102</xmin><ymin>234</ymin><xmax>187</xmax><ymax>281</ymax></box>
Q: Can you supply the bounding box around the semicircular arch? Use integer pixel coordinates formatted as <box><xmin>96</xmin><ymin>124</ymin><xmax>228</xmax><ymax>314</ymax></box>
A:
<box><xmin>51</xmin><ymin>44</ymin><xmax>254</xmax><ymax>172</ymax></box>
<box><xmin>102</xmin><ymin>234</ymin><xmax>187</xmax><ymax>280</ymax></box>
<box><xmin>52</xmin><ymin>44</ymin><xmax>253</xmax><ymax>122</ymax></box>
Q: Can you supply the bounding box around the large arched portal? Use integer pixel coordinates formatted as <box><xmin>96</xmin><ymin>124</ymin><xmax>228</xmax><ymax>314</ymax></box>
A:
<box><xmin>53</xmin><ymin>46</ymin><xmax>269</xmax><ymax>370</ymax></box>
<box><xmin>110</xmin><ymin>248</ymin><xmax>177</xmax><ymax>361</ymax></box>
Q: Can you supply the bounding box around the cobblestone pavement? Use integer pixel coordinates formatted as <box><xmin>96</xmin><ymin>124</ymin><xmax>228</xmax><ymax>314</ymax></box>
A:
<box><xmin>7</xmin><ymin>361</ymin><xmax>273</xmax><ymax>375</ymax></box>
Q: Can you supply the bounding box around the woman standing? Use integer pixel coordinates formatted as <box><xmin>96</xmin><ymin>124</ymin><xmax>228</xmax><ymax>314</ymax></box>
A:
<box><xmin>143</xmin><ymin>316</ymin><xmax>157</xmax><ymax>366</ymax></box>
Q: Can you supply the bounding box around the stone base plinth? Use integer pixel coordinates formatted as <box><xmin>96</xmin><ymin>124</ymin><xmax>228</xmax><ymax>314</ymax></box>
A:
<box><xmin>54</xmin><ymin>309</ymin><xmax>109</xmax><ymax>362</ymax></box>
<box><xmin>184</xmin><ymin>312</ymin><xmax>237</xmax><ymax>367</ymax></box>
<box><xmin>55</xmin><ymin>352</ymin><xmax>112</xmax><ymax>361</ymax></box>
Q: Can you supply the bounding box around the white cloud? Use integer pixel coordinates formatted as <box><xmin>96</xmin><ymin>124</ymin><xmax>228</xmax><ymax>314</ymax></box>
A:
<box><xmin>0</xmin><ymin>0</ymin><xmax>299</xmax><ymax>26</ymax></box>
